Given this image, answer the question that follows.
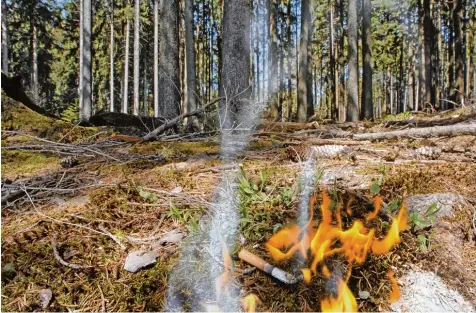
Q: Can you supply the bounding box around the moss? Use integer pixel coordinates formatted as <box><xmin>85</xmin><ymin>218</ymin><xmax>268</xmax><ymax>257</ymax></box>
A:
<box><xmin>1</xmin><ymin>96</ymin><xmax>101</xmax><ymax>143</ymax></box>
<box><xmin>1</xmin><ymin>150</ymin><xmax>59</xmax><ymax>177</ymax></box>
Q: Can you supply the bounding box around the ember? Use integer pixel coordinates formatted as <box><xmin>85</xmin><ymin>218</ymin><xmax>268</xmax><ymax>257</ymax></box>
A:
<box><xmin>265</xmin><ymin>189</ymin><xmax>408</xmax><ymax>312</ymax></box>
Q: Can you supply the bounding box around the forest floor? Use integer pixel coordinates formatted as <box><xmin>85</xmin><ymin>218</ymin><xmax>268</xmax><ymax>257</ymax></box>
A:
<box><xmin>1</xmin><ymin>95</ymin><xmax>476</xmax><ymax>312</ymax></box>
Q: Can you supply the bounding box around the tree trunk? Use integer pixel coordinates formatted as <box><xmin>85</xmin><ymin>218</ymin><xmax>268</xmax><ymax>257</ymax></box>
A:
<box><xmin>268</xmin><ymin>0</ymin><xmax>279</xmax><ymax>120</ymax></box>
<box><xmin>158</xmin><ymin>0</ymin><xmax>181</xmax><ymax>119</ymax></box>
<box><xmin>2</xmin><ymin>0</ymin><xmax>9</xmax><ymax>74</ymax></box>
<box><xmin>79</xmin><ymin>0</ymin><xmax>83</xmax><ymax>116</ymax></box>
<box><xmin>307</xmin><ymin>22</ymin><xmax>314</xmax><ymax>118</ymax></box>
<box><xmin>31</xmin><ymin>23</ymin><xmax>39</xmax><ymax>104</ymax></box>
<box><xmin>286</xmin><ymin>0</ymin><xmax>292</xmax><ymax>121</ymax></box>
<box><xmin>297</xmin><ymin>0</ymin><xmax>310</xmax><ymax>122</ymax></box>
<box><xmin>109</xmin><ymin>0</ymin><xmax>114</xmax><ymax>112</ymax></box>
<box><xmin>328</xmin><ymin>0</ymin><xmax>336</xmax><ymax>119</ymax></box>
<box><xmin>338</xmin><ymin>0</ymin><xmax>345</xmax><ymax>121</ymax></box>
<box><xmin>453</xmin><ymin>0</ymin><xmax>464</xmax><ymax>106</ymax></box>
<box><xmin>133</xmin><ymin>0</ymin><xmax>140</xmax><ymax>115</ymax></box>
<box><xmin>219</xmin><ymin>0</ymin><xmax>252</xmax><ymax>129</ymax></box>
<box><xmin>153</xmin><ymin>0</ymin><xmax>159</xmax><ymax>117</ymax></box>
<box><xmin>347</xmin><ymin>0</ymin><xmax>359</xmax><ymax>121</ymax></box>
<box><xmin>361</xmin><ymin>0</ymin><xmax>373</xmax><ymax>119</ymax></box>
<box><xmin>423</xmin><ymin>0</ymin><xmax>434</xmax><ymax>106</ymax></box>
<box><xmin>185</xmin><ymin>0</ymin><xmax>199</xmax><ymax>128</ymax></box>
<box><xmin>81</xmin><ymin>0</ymin><xmax>92</xmax><ymax>122</ymax></box>
<box><xmin>123</xmin><ymin>16</ymin><xmax>130</xmax><ymax>114</ymax></box>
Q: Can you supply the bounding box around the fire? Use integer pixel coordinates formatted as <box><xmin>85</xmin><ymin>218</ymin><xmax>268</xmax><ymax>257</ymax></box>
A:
<box><xmin>241</xmin><ymin>293</ymin><xmax>260</xmax><ymax>312</ymax></box>
<box><xmin>320</xmin><ymin>279</ymin><xmax>358</xmax><ymax>312</ymax></box>
<box><xmin>387</xmin><ymin>270</ymin><xmax>400</xmax><ymax>302</ymax></box>
<box><xmin>264</xmin><ymin>189</ymin><xmax>407</xmax><ymax>311</ymax></box>
<box><xmin>372</xmin><ymin>203</ymin><xmax>407</xmax><ymax>255</ymax></box>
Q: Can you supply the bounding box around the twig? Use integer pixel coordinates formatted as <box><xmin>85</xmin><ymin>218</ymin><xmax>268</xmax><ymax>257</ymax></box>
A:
<box><xmin>98</xmin><ymin>226</ymin><xmax>126</xmax><ymax>250</ymax></box>
<box><xmin>97</xmin><ymin>283</ymin><xmax>106</xmax><ymax>312</ymax></box>
<box><xmin>142</xmin><ymin>97</ymin><xmax>224</xmax><ymax>142</ymax></box>
<box><xmin>51</xmin><ymin>235</ymin><xmax>92</xmax><ymax>269</ymax></box>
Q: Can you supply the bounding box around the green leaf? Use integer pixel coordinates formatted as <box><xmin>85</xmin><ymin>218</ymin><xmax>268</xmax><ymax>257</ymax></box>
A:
<box><xmin>3</xmin><ymin>263</ymin><xmax>15</xmax><ymax>273</ymax></box>
<box><xmin>370</xmin><ymin>179</ymin><xmax>380</xmax><ymax>195</ymax></box>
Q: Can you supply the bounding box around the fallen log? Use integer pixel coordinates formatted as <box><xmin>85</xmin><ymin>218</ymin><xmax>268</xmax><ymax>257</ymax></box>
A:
<box><xmin>383</xmin><ymin>113</ymin><xmax>476</xmax><ymax>128</ymax></box>
<box><xmin>353</xmin><ymin>123</ymin><xmax>476</xmax><ymax>141</ymax></box>
<box><xmin>142</xmin><ymin>97</ymin><xmax>222</xmax><ymax>142</ymax></box>
<box><xmin>88</xmin><ymin>111</ymin><xmax>166</xmax><ymax>132</ymax></box>
<box><xmin>1</xmin><ymin>73</ymin><xmax>58</xmax><ymax>119</ymax></box>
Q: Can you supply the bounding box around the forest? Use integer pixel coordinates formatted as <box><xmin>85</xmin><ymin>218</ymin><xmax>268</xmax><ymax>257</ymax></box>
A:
<box><xmin>1</xmin><ymin>0</ymin><xmax>476</xmax><ymax>312</ymax></box>
<box><xmin>1</xmin><ymin>0</ymin><xmax>475</xmax><ymax>122</ymax></box>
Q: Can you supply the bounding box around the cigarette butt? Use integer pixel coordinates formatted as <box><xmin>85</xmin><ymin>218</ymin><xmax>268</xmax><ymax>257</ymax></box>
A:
<box><xmin>238</xmin><ymin>248</ymin><xmax>302</xmax><ymax>284</ymax></box>
<box><xmin>238</xmin><ymin>249</ymin><xmax>267</xmax><ymax>270</ymax></box>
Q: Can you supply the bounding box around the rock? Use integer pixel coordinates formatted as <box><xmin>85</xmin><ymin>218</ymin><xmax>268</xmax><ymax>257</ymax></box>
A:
<box><xmin>312</xmin><ymin>145</ymin><xmax>349</xmax><ymax>159</ymax></box>
<box><xmin>358</xmin><ymin>290</ymin><xmax>370</xmax><ymax>300</ymax></box>
<box><xmin>151</xmin><ymin>230</ymin><xmax>184</xmax><ymax>249</ymax></box>
<box><xmin>415</xmin><ymin>146</ymin><xmax>442</xmax><ymax>159</ymax></box>
<box><xmin>407</xmin><ymin>193</ymin><xmax>465</xmax><ymax>219</ymax></box>
<box><xmin>123</xmin><ymin>251</ymin><xmax>159</xmax><ymax>273</ymax></box>
<box><xmin>390</xmin><ymin>270</ymin><xmax>474</xmax><ymax>312</ymax></box>
<box><xmin>39</xmin><ymin>289</ymin><xmax>53</xmax><ymax>309</ymax></box>
<box><xmin>170</xmin><ymin>186</ymin><xmax>183</xmax><ymax>194</ymax></box>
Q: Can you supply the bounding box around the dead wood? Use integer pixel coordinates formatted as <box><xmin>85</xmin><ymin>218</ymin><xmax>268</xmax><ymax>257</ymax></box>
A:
<box><xmin>142</xmin><ymin>97</ymin><xmax>223</xmax><ymax>142</ymax></box>
<box><xmin>256</xmin><ymin>121</ymin><xmax>319</xmax><ymax>132</ymax></box>
<box><xmin>1</xmin><ymin>73</ymin><xmax>59</xmax><ymax>119</ymax></box>
<box><xmin>88</xmin><ymin>111</ymin><xmax>166</xmax><ymax>132</ymax></box>
<box><xmin>51</xmin><ymin>235</ymin><xmax>92</xmax><ymax>269</ymax></box>
<box><xmin>383</xmin><ymin>113</ymin><xmax>476</xmax><ymax>128</ymax></box>
<box><xmin>353</xmin><ymin>123</ymin><xmax>476</xmax><ymax>141</ymax></box>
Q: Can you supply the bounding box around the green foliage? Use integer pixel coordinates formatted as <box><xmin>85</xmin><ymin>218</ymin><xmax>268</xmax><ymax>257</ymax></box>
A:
<box><xmin>417</xmin><ymin>232</ymin><xmax>435</xmax><ymax>251</ymax></box>
<box><xmin>383</xmin><ymin>111</ymin><xmax>413</xmax><ymax>122</ymax></box>
<box><xmin>408</xmin><ymin>202</ymin><xmax>441</xmax><ymax>230</ymax></box>
<box><xmin>370</xmin><ymin>178</ymin><xmax>381</xmax><ymax>196</ymax></box>
<box><xmin>136</xmin><ymin>185</ymin><xmax>157</xmax><ymax>202</ymax></box>
<box><xmin>167</xmin><ymin>201</ymin><xmax>200</xmax><ymax>232</ymax></box>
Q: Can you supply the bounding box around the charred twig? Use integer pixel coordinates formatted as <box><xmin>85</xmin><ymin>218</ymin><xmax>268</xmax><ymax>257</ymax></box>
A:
<box><xmin>51</xmin><ymin>235</ymin><xmax>92</xmax><ymax>269</ymax></box>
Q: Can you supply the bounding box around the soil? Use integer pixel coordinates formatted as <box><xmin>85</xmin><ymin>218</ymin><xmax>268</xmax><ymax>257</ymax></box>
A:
<box><xmin>2</xmin><ymin>97</ymin><xmax>475</xmax><ymax>312</ymax></box>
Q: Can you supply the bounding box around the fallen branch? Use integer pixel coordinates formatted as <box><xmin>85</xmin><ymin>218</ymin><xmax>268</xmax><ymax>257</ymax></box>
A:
<box><xmin>383</xmin><ymin>112</ymin><xmax>476</xmax><ymax>128</ymax></box>
<box><xmin>1</xmin><ymin>73</ymin><xmax>59</xmax><ymax>119</ymax></box>
<box><xmin>353</xmin><ymin>123</ymin><xmax>476</xmax><ymax>141</ymax></box>
<box><xmin>51</xmin><ymin>235</ymin><xmax>92</xmax><ymax>269</ymax></box>
<box><xmin>142</xmin><ymin>97</ymin><xmax>223</xmax><ymax>142</ymax></box>
<box><xmin>98</xmin><ymin>226</ymin><xmax>126</xmax><ymax>250</ymax></box>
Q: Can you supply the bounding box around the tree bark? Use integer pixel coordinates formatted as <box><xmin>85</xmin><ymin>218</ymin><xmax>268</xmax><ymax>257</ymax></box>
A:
<box><xmin>109</xmin><ymin>0</ymin><xmax>114</xmax><ymax>112</ymax></box>
<box><xmin>81</xmin><ymin>0</ymin><xmax>92</xmax><ymax>122</ymax></box>
<box><xmin>338</xmin><ymin>0</ymin><xmax>345</xmax><ymax>122</ymax></box>
<box><xmin>423</xmin><ymin>0</ymin><xmax>435</xmax><ymax>106</ymax></box>
<box><xmin>31</xmin><ymin>23</ymin><xmax>39</xmax><ymax>104</ymax></box>
<box><xmin>453</xmin><ymin>0</ymin><xmax>465</xmax><ymax>106</ymax></box>
<box><xmin>328</xmin><ymin>0</ymin><xmax>336</xmax><ymax>119</ymax></box>
<box><xmin>268</xmin><ymin>0</ymin><xmax>279</xmax><ymax>120</ymax></box>
<box><xmin>219</xmin><ymin>0</ymin><xmax>252</xmax><ymax>129</ymax></box>
<box><xmin>185</xmin><ymin>0</ymin><xmax>199</xmax><ymax>128</ymax></box>
<box><xmin>153</xmin><ymin>0</ymin><xmax>159</xmax><ymax>117</ymax></box>
<box><xmin>79</xmin><ymin>0</ymin><xmax>84</xmax><ymax>116</ymax></box>
<box><xmin>347</xmin><ymin>0</ymin><xmax>359</xmax><ymax>121</ymax></box>
<box><xmin>158</xmin><ymin>0</ymin><xmax>181</xmax><ymax>120</ymax></box>
<box><xmin>123</xmin><ymin>16</ymin><xmax>130</xmax><ymax>114</ymax></box>
<box><xmin>286</xmin><ymin>0</ymin><xmax>293</xmax><ymax>121</ymax></box>
<box><xmin>297</xmin><ymin>0</ymin><xmax>310</xmax><ymax>122</ymax></box>
<box><xmin>2</xmin><ymin>0</ymin><xmax>9</xmax><ymax>74</ymax></box>
<box><xmin>133</xmin><ymin>0</ymin><xmax>140</xmax><ymax>115</ymax></box>
<box><xmin>362</xmin><ymin>0</ymin><xmax>373</xmax><ymax>119</ymax></box>
<box><xmin>354</xmin><ymin>123</ymin><xmax>476</xmax><ymax>141</ymax></box>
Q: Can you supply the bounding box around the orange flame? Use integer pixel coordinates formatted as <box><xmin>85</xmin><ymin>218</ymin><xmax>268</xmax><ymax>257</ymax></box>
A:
<box><xmin>365</xmin><ymin>196</ymin><xmax>382</xmax><ymax>221</ymax></box>
<box><xmin>301</xmin><ymin>268</ymin><xmax>312</xmax><ymax>283</ymax></box>
<box><xmin>388</xmin><ymin>270</ymin><xmax>400</xmax><ymax>302</ymax></box>
<box><xmin>320</xmin><ymin>279</ymin><xmax>358</xmax><ymax>312</ymax></box>
<box><xmin>264</xmin><ymin>189</ymin><xmax>407</xmax><ymax>310</ymax></box>
<box><xmin>372</xmin><ymin>203</ymin><xmax>407</xmax><ymax>255</ymax></box>
<box><xmin>241</xmin><ymin>294</ymin><xmax>260</xmax><ymax>312</ymax></box>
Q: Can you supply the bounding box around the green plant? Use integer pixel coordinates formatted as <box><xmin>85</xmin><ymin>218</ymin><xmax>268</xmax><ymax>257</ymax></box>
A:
<box><xmin>417</xmin><ymin>232</ymin><xmax>435</xmax><ymax>251</ymax></box>
<box><xmin>408</xmin><ymin>202</ymin><xmax>441</xmax><ymax>230</ymax></box>
<box><xmin>370</xmin><ymin>178</ymin><xmax>381</xmax><ymax>196</ymax></box>
<box><xmin>167</xmin><ymin>201</ymin><xmax>200</xmax><ymax>232</ymax></box>
<box><xmin>136</xmin><ymin>186</ymin><xmax>157</xmax><ymax>202</ymax></box>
